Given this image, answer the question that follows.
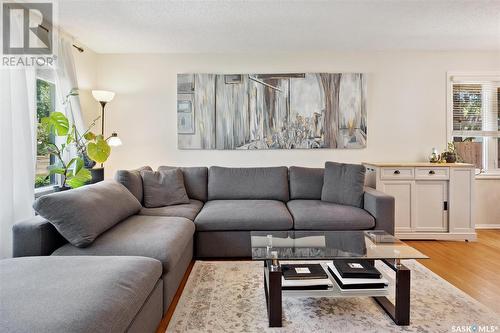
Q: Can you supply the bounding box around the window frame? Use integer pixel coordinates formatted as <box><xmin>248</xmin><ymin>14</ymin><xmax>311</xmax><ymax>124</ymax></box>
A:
<box><xmin>34</xmin><ymin>74</ymin><xmax>59</xmax><ymax>194</ymax></box>
<box><xmin>446</xmin><ymin>71</ymin><xmax>500</xmax><ymax>178</ymax></box>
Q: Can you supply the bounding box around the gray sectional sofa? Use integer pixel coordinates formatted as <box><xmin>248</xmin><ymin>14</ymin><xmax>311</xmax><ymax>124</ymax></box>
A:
<box><xmin>7</xmin><ymin>165</ymin><xmax>394</xmax><ymax>333</ymax></box>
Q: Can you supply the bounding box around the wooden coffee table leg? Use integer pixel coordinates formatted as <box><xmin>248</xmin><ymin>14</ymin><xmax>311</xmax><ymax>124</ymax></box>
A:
<box><xmin>264</xmin><ymin>260</ymin><xmax>282</xmax><ymax>327</ymax></box>
<box><xmin>373</xmin><ymin>260</ymin><xmax>410</xmax><ymax>326</ymax></box>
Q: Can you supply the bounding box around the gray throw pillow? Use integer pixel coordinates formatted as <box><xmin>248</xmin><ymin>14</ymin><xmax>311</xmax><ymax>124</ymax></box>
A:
<box><xmin>321</xmin><ymin>162</ymin><xmax>366</xmax><ymax>207</ymax></box>
<box><xmin>141</xmin><ymin>169</ymin><xmax>190</xmax><ymax>208</ymax></box>
<box><xmin>33</xmin><ymin>181</ymin><xmax>142</xmax><ymax>248</ymax></box>
<box><xmin>114</xmin><ymin>166</ymin><xmax>152</xmax><ymax>203</ymax></box>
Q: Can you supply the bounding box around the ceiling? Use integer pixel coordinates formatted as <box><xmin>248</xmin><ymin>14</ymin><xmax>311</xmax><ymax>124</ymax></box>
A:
<box><xmin>57</xmin><ymin>0</ymin><xmax>500</xmax><ymax>53</ymax></box>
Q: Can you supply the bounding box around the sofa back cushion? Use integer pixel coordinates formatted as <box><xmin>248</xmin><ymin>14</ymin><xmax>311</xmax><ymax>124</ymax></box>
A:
<box><xmin>289</xmin><ymin>166</ymin><xmax>324</xmax><ymax>200</ymax></box>
<box><xmin>208</xmin><ymin>166</ymin><xmax>289</xmax><ymax>202</ymax></box>
<box><xmin>140</xmin><ymin>169</ymin><xmax>190</xmax><ymax>208</ymax></box>
<box><xmin>158</xmin><ymin>166</ymin><xmax>208</xmax><ymax>202</ymax></box>
<box><xmin>33</xmin><ymin>181</ymin><xmax>142</xmax><ymax>248</ymax></box>
<box><xmin>321</xmin><ymin>162</ymin><xmax>366</xmax><ymax>208</ymax></box>
<box><xmin>114</xmin><ymin>166</ymin><xmax>152</xmax><ymax>203</ymax></box>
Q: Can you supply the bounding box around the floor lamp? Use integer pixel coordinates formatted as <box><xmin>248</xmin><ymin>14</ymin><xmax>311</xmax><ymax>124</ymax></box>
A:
<box><xmin>91</xmin><ymin>90</ymin><xmax>122</xmax><ymax>171</ymax></box>
<box><xmin>91</xmin><ymin>90</ymin><xmax>122</xmax><ymax>147</ymax></box>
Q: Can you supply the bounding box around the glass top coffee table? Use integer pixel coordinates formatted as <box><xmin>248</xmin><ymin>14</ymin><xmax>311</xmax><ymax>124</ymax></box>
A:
<box><xmin>250</xmin><ymin>230</ymin><xmax>428</xmax><ymax>327</ymax></box>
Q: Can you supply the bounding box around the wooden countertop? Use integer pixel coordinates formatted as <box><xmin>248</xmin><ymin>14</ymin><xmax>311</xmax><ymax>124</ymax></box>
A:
<box><xmin>363</xmin><ymin>162</ymin><xmax>474</xmax><ymax>168</ymax></box>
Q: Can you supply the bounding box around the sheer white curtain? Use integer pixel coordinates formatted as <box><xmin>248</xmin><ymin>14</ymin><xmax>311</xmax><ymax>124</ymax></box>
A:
<box><xmin>55</xmin><ymin>34</ymin><xmax>85</xmax><ymax>134</ymax></box>
<box><xmin>0</xmin><ymin>68</ymin><xmax>37</xmax><ymax>259</ymax></box>
<box><xmin>0</xmin><ymin>9</ymin><xmax>37</xmax><ymax>258</ymax></box>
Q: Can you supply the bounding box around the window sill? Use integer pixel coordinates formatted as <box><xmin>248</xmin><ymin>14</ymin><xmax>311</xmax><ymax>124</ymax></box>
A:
<box><xmin>475</xmin><ymin>173</ymin><xmax>500</xmax><ymax>180</ymax></box>
<box><xmin>34</xmin><ymin>185</ymin><xmax>56</xmax><ymax>198</ymax></box>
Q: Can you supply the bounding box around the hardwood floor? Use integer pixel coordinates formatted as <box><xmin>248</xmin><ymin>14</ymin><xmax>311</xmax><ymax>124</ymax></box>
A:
<box><xmin>156</xmin><ymin>230</ymin><xmax>500</xmax><ymax>332</ymax></box>
<box><xmin>406</xmin><ymin>230</ymin><xmax>500</xmax><ymax>314</ymax></box>
<box><xmin>156</xmin><ymin>260</ymin><xmax>194</xmax><ymax>333</ymax></box>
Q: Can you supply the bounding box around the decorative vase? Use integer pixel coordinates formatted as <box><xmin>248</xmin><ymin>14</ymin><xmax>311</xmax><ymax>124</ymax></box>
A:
<box><xmin>429</xmin><ymin>148</ymin><xmax>440</xmax><ymax>163</ymax></box>
<box><xmin>446</xmin><ymin>153</ymin><xmax>457</xmax><ymax>163</ymax></box>
<box><xmin>441</xmin><ymin>152</ymin><xmax>457</xmax><ymax>163</ymax></box>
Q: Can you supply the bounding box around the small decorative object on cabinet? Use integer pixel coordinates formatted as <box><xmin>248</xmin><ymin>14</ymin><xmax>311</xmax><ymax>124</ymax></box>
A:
<box><xmin>441</xmin><ymin>142</ymin><xmax>458</xmax><ymax>163</ymax></box>
<box><xmin>364</xmin><ymin>162</ymin><xmax>475</xmax><ymax>241</ymax></box>
<box><xmin>429</xmin><ymin>148</ymin><xmax>440</xmax><ymax>163</ymax></box>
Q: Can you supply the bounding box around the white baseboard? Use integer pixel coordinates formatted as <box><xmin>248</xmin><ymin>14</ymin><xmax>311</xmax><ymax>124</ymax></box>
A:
<box><xmin>475</xmin><ymin>224</ymin><xmax>500</xmax><ymax>229</ymax></box>
<box><xmin>396</xmin><ymin>232</ymin><xmax>476</xmax><ymax>241</ymax></box>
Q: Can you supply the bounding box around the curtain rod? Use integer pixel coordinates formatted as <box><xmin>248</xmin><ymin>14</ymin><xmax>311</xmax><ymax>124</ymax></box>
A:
<box><xmin>72</xmin><ymin>44</ymin><xmax>84</xmax><ymax>53</ymax></box>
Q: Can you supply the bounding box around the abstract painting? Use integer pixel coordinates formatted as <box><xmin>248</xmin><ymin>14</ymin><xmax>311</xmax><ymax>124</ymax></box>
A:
<box><xmin>177</xmin><ymin>73</ymin><xmax>367</xmax><ymax>149</ymax></box>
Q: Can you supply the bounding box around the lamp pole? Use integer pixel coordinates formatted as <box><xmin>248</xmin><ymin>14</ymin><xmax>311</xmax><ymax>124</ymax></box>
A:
<box><xmin>100</xmin><ymin>101</ymin><xmax>107</xmax><ymax>135</ymax></box>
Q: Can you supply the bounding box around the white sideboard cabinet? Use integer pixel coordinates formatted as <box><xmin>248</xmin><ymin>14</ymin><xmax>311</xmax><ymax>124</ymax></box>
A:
<box><xmin>364</xmin><ymin>163</ymin><xmax>476</xmax><ymax>241</ymax></box>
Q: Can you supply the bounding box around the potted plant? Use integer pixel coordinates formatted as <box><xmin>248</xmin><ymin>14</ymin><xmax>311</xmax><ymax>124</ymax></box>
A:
<box><xmin>441</xmin><ymin>142</ymin><xmax>457</xmax><ymax>163</ymax></box>
<box><xmin>39</xmin><ymin>90</ymin><xmax>112</xmax><ymax>190</ymax></box>
<box><xmin>40</xmin><ymin>112</ymin><xmax>91</xmax><ymax>190</ymax></box>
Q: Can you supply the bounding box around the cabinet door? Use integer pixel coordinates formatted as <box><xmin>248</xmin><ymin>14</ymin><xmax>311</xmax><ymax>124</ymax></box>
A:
<box><xmin>380</xmin><ymin>181</ymin><xmax>413</xmax><ymax>232</ymax></box>
<box><xmin>414</xmin><ymin>181</ymin><xmax>448</xmax><ymax>232</ymax></box>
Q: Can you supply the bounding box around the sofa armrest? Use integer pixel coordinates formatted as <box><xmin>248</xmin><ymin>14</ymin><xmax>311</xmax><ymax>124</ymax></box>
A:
<box><xmin>12</xmin><ymin>216</ymin><xmax>66</xmax><ymax>257</ymax></box>
<box><xmin>363</xmin><ymin>187</ymin><xmax>395</xmax><ymax>235</ymax></box>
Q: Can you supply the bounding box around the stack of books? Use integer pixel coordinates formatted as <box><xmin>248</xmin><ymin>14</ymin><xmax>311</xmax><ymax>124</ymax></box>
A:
<box><xmin>281</xmin><ymin>264</ymin><xmax>333</xmax><ymax>290</ymax></box>
<box><xmin>327</xmin><ymin>260</ymin><xmax>388</xmax><ymax>290</ymax></box>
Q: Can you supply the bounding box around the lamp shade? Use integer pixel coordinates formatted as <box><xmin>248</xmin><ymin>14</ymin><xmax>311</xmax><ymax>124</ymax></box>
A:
<box><xmin>92</xmin><ymin>90</ymin><xmax>115</xmax><ymax>103</ymax></box>
<box><xmin>107</xmin><ymin>132</ymin><xmax>122</xmax><ymax>147</ymax></box>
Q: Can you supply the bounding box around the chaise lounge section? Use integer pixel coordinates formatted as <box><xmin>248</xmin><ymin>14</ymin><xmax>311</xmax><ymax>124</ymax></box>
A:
<box><xmin>1</xmin><ymin>256</ymin><xmax>163</xmax><ymax>333</ymax></box>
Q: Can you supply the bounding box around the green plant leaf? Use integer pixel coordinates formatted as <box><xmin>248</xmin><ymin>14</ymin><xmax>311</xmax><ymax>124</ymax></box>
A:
<box><xmin>87</xmin><ymin>138</ymin><xmax>111</xmax><ymax>163</ymax></box>
<box><xmin>73</xmin><ymin>157</ymin><xmax>84</xmax><ymax>175</ymax></box>
<box><xmin>66</xmin><ymin>167</ymin><xmax>92</xmax><ymax>189</ymax></box>
<box><xmin>83</xmin><ymin>131</ymin><xmax>96</xmax><ymax>141</ymax></box>
<box><xmin>66</xmin><ymin>126</ymin><xmax>75</xmax><ymax>145</ymax></box>
<box><xmin>48</xmin><ymin>166</ymin><xmax>65</xmax><ymax>175</ymax></box>
<box><xmin>41</xmin><ymin>112</ymin><xmax>69</xmax><ymax>136</ymax></box>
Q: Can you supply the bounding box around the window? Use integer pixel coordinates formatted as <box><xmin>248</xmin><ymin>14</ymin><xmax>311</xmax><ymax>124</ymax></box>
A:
<box><xmin>448</xmin><ymin>73</ymin><xmax>500</xmax><ymax>174</ymax></box>
<box><xmin>35</xmin><ymin>78</ymin><xmax>56</xmax><ymax>188</ymax></box>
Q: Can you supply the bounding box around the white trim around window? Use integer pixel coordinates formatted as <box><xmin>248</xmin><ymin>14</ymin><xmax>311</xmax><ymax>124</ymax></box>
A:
<box><xmin>446</xmin><ymin>71</ymin><xmax>500</xmax><ymax>178</ymax></box>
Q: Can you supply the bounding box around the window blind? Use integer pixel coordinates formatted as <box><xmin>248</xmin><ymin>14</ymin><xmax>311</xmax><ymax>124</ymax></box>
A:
<box><xmin>452</xmin><ymin>83</ymin><xmax>500</xmax><ymax>137</ymax></box>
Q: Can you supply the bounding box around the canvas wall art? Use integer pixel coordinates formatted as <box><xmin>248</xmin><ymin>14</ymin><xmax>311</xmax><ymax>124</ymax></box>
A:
<box><xmin>177</xmin><ymin>73</ymin><xmax>367</xmax><ymax>150</ymax></box>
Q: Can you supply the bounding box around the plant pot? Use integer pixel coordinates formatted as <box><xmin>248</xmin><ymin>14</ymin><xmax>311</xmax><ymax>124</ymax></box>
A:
<box><xmin>53</xmin><ymin>185</ymin><xmax>71</xmax><ymax>192</ymax></box>
<box><xmin>80</xmin><ymin>152</ymin><xmax>96</xmax><ymax>169</ymax></box>
<box><xmin>442</xmin><ymin>152</ymin><xmax>457</xmax><ymax>163</ymax></box>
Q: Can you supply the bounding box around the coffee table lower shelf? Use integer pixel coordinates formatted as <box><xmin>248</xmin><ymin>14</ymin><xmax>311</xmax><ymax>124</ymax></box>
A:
<box><xmin>263</xmin><ymin>259</ymin><xmax>410</xmax><ymax>327</ymax></box>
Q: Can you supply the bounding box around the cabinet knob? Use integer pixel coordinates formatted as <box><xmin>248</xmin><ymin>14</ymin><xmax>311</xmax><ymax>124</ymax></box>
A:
<box><xmin>394</xmin><ymin>170</ymin><xmax>400</xmax><ymax>175</ymax></box>
<box><xmin>429</xmin><ymin>170</ymin><xmax>435</xmax><ymax>175</ymax></box>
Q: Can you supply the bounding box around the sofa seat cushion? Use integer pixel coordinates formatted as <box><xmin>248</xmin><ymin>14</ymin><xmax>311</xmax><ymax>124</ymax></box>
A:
<box><xmin>0</xmin><ymin>256</ymin><xmax>161</xmax><ymax>333</ymax></box>
<box><xmin>287</xmin><ymin>200</ymin><xmax>375</xmax><ymax>230</ymax></box>
<box><xmin>194</xmin><ymin>200</ymin><xmax>293</xmax><ymax>231</ymax></box>
<box><xmin>52</xmin><ymin>215</ymin><xmax>195</xmax><ymax>274</ymax></box>
<box><xmin>139</xmin><ymin>199</ymin><xmax>203</xmax><ymax>221</ymax></box>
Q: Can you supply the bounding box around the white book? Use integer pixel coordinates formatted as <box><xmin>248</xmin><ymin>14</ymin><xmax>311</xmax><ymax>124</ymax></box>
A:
<box><xmin>281</xmin><ymin>276</ymin><xmax>333</xmax><ymax>288</ymax></box>
<box><xmin>326</xmin><ymin>263</ymin><xmax>389</xmax><ymax>286</ymax></box>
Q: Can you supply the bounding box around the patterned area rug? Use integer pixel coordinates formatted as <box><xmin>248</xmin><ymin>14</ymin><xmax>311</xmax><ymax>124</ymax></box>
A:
<box><xmin>167</xmin><ymin>261</ymin><xmax>499</xmax><ymax>333</ymax></box>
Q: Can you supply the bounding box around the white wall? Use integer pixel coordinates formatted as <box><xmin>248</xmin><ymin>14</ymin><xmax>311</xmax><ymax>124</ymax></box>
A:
<box><xmin>78</xmin><ymin>50</ymin><xmax>500</xmax><ymax>226</ymax></box>
<box><xmin>475</xmin><ymin>179</ymin><xmax>500</xmax><ymax>228</ymax></box>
